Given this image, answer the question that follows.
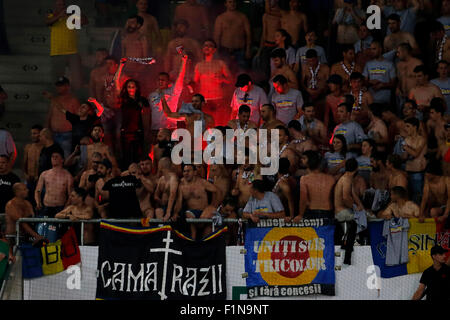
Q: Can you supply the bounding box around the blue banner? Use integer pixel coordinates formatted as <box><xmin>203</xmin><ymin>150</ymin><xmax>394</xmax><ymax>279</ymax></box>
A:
<box><xmin>244</xmin><ymin>218</ymin><xmax>335</xmax><ymax>298</ymax></box>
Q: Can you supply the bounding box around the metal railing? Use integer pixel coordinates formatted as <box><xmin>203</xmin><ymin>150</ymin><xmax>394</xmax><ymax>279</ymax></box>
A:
<box><xmin>13</xmin><ymin>217</ymin><xmax>245</xmax><ymax>246</ymax></box>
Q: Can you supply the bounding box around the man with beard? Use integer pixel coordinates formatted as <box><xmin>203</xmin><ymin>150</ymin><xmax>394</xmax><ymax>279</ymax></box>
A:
<box><xmin>154</xmin><ymin>157</ymin><xmax>179</xmax><ymax>221</ymax></box>
<box><xmin>165</xmin><ymin>19</ymin><xmax>202</xmax><ymax>83</ymax></box>
<box><xmin>93</xmin><ymin>158</ymin><xmax>113</xmax><ymax>218</ymax></box>
<box><xmin>369</xmin><ymin>152</ymin><xmax>390</xmax><ymax>191</ymax></box>
<box><xmin>298</xmin><ymin>102</ymin><xmax>328</xmax><ymax>147</ymax></box>
<box><xmin>173</xmin><ymin>0</ymin><xmax>210</xmax><ymax>42</ymax></box>
<box><xmin>86</xmin><ymin>124</ymin><xmax>118</xmax><ymax>173</ymax></box>
<box><xmin>151</xmin><ymin>128</ymin><xmax>173</xmax><ymax>172</ymax></box>
<box><xmin>259</xmin><ymin>104</ymin><xmax>285</xmax><ymax>130</ymax></box>
<box><xmin>330</xmin><ymin>45</ymin><xmax>362</xmax><ymax>92</ymax></box>
<box><xmin>122</xmin><ymin>15</ymin><xmax>149</xmax><ymax>61</ymax></box>
<box><xmin>79</xmin><ymin>152</ymin><xmax>102</xmax><ymax>206</ymax></box>
<box><xmin>300</xmin><ymin>49</ymin><xmax>330</xmax><ymax>104</ymax></box>
<box><xmin>227</xmin><ymin>104</ymin><xmax>258</xmax><ymax>131</ymax></box>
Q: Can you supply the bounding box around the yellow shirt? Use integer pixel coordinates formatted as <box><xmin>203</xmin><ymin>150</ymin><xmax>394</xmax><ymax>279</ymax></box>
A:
<box><xmin>48</xmin><ymin>13</ymin><xmax>78</xmax><ymax>56</ymax></box>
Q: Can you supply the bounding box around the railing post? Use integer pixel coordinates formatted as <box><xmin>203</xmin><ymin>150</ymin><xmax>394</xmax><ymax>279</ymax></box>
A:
<box><xmin>15</xmin><ymin>220</ymin><xmax>20</xmax><ymax>247</ymax></box>
<box><xmin>80</xmin><ymin>222</ymin><xmax>84</xmax><ymax>246</ymax></box>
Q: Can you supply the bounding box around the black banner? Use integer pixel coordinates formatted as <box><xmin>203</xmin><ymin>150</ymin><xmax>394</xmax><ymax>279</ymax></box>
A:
<box><xmin>96</xmin><ymin>222</ymin><xmax>227</xmax><ymax>300</ymax></box>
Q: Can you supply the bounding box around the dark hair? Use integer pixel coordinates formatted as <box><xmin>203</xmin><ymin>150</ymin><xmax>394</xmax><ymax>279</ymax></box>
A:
<box><xmin>387</xmin><ymin>154</ymin><xmax>402</xmax><ymax>169</ymax></box>
<box><xmin>368</xmin><ymin>103</ymin><xmax>384</xmax><ymax>118</ymax></box>
<box><xmin>238</xmin><ymin>104</ymin><xmax>251</xmax><ymax>114</ymax></box>
<box><xmin>333</xmin><ymin>134</ymin><xmax>348</xmax><ymax>156</ymax></box>
<box><xmin>371</xmin><ymin>151</ymin><xmax>387</xmax><ymax>163</ymax></box>
<box><xmin>104</xmin><ymin>55</ymin><xmax>118</xmax><ymax>64</ymax></box>
<box><xmin>403</xmin><ymin>99</ymin><xmax>418</xmax><ymax>110</ymax></box>
<box><xmin>129</xmin><ymin>14</ymin><xmax>144</xmax><ymax>26</ymax></box>
<box><xmin>251</xmin><ymin>179</ymin><xmax>267</xmax><ymax>193</ymax></box>
<box><xmin>92</xmin><ymin>124</ymin><xmax>104</xmax><ymax>133</ymax></box>
<box><xmin>276</xmin><ymin>125</ymin><xmax>289</xmax><ymax>137</ymax></box>
<box><xmin>287</xmin><ymin>120</ymin><xmax>303</xmax><ymax>132</ymax></box>
<box><xmin>278</xmin><ymin>158</ymin><xmax>291</xmax><ymax>174</ymax></box>
<box><xmin>181</xmin><ymin>162</ymin><xmax>196</xmax><ymax>171</ymax></box>
<box><xmin>96</xmin><ymin>48</ymin><xmax>108</xmax><ymax>53</ymax></box>
<box><xmin>437</xmin><ymin>59</ymin><xmax>449</xmax><ymax>67</ymax></box>
<box><xmin>173</xmin><ymin>18</ymin><xmax>189</xmax><ymax>28</ymax></box>
<box><xmin>204</xmin><ymin>38</ymin><xmax>217</xmax><ymax>48</ymax></box>
<box><xmin>120</xmin><ymin>79</ymin><xmax>142</xmax><ymax>102</ymax></box>
<box><xmin>342</xmin><ymin>44</ymin><xmax>355</xmax><ymax>54</ymax></box>
<box><xmin>426</xmin><ymin>158</ymin><xmax>443</xmax><ymax>176</ymax></box>
<box><xmin>262</xmin><ymin>103</ymin><xmax>276</xmax><ymax>113</ymax></box>
<box><xmin>73</xmin><ymin>187</ymin><xmax>87</xmax><ymax>200</ymax></box>
<box><xmin>362</xmin><ymin>138</ymin><xmax>376</xmax><ymax>151</ymax></box>
<box><xmin>387</xmin><ymin>13</ymin><xmax>401</xmax><ymax>22</ymax></box>
<box><xmin>345</xmin><ymin>158</ymin><xmax>358</xmax><ymax>172</ymax></box>
<box><xmin>302</xmin><ymin>102</ymin><xmax>315</xmax><ymax>111</ymax></box>
<box><xmin>371</xmin><ymin>39</ymin><xmax>383</xmax><ymax>50</ymax></box>
<box><xmin>398</xmin><ymin>42</ymin><xmax>412</xmax><ymax>53</ymax></box>
<box><xmin>276</xmin><ymin>28</ymin><xmax>292</xmax><ymax>48</ymax></box>
<box><xmin>51</xmin><ymin>150</ymin><xmax>64</xmax><ymax>159</ymax></box>
<box><xmin>391</xmin><ymin>186</ymin><xmax>408</xmax><ymax>199</ymax></box>
<box><xmin>31</xmin><ymin>124</ymin><xmax>43</xmax><ymax>131</ymax></box>
<box><xmin>305</xmin><ymin>49</ymin><xmax>318</xmax><ymax>59</ymax></box>
<box><xmin>430</xmin><ymin>97</ymin><xmax>445</xmax><ymax>115</ymax></box>
<box><xmin>159</xmin><ymin>72</ymin><xmax>170</xmax><ymax>79</ymax></box>
<box><xmin>304</xmin><ymin>150</ymin><xmax>321</xmax><ymax>170</ymax></box>
<box><xmin>273</xmin><ymin>74</ymin><xmax>288</xmax><ymax>84</ymax></box>
<box><xmin>429</xmin><ymin>20</ymin><xmax>445</xmax><ymax>33</ymax></box>
<box><xmin>222</xmin><ymin>196</ymin><xmax>238</xmax><ymax>208</ymax></box>
<box><xmin>381</xmin><ymin>104</ymin><xmax>396</xmax><ymax>115</ymax></box>
<box><xmin>193</xmin><ymin>93</ymin><xmax>205</xmax><ymax>103</ymax></box>
<box><xmin>338</xmin><ymin>102</ymin><xmax>353</xmax><ymax>113</ymax></box>
<box><xmin>0</xmin><ymin>154</ymin><xmax>9</xmax><ymax>161</ymax></box>
<box><xmin>270</xmin><ymin>48</ymin><xmax>286</xmax><ymax>59</ymax></box>
<box><xmin>404</xmin><ymin>117</ymin><xmax>420</xmax><ymax>129</ymax></box>
<box><xmin>139</xmin><ymin>155</ymin><xmax>152</xmax><ymax>162</ymax></box>
<box><xmin>413</xmin><ymin>65</ymin><xmax>428</xmax><ymax>75</ymax></box>
<box><xmin>350</xmin><ymin>72</ymin><xmax>364</xmax><ymax>81</ymax></box>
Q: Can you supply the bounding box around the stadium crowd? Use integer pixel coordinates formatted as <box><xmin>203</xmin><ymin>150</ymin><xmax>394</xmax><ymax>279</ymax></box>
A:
<box><xmin>0</xmin><ymin>0</ymin><xmax>449</xmax><ymax>278</ymax></box>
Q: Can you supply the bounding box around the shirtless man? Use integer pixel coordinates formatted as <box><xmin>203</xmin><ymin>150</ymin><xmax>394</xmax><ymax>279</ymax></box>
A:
<box><xmin>386</xmin><ymin>154</ymin><xmax>409</xmax><ymax>190</ymax></box>
<box><xmin>280</xmin><ymin>0</ymin><xmax>308</xmax><ymax>46</ymax></box>
<box><xmin>259</xmin><ymin>104</ymin><xmax>285</xmax><ymax>130</ymax></box>
<box><xmin>122</xmin><ymin>15</ymin><xmax>149</xmax><ymax>60</ymax></box>
<box><xmin>93</xmin><ymin>158</ymin><xmax>113</xmax><ymax>218</ymax></box>
<box><xmin>227</xmin><ymin>104</ymin><xmax>258</xmax><ymax>131</ymax></box>
<box><xmin>173</xmin><ymin>163</ymin><xmax>220</xmax><ymax>239</ymax></box>
<box><xmin>86</xmin><ymin>125</ymin><xmax>118</xmax><ymax>172</ymax></box>
<box><xmin>379</xmin><ymin>186</ymin><xmax>420</xmax><ymax>219</ymax></box>
<box><xmin>79</xmin><ymin>152</ymin><xmax>102</xmax><ymax>205</ymax></box>
<box><xmin>135</xmin><ymin>0</ymin><xmax>161</xmax><ymax>55</ymax></box>
<box><xmin>384</xmin><ymin>14</ymin><xmax>419</xmax><ymax>56</ymax></box>
<box><xmin>5</xmin><ymin>183</ymin><xmax>44</xmax><ymax>244</ymax></box>
<box><xmin>427</xmin><ymin>98</ymin><xmax>447</xmax><ymax>150</ymax></box>
<box><xmin>44</xmin><ymin>77</ymin><xmax>80</xmax><ymax>159</ymax></box>
<box><xmin>330</xmin><ymin>45</ymin><xmax>362</xmax><ymax>92</ymax></box>
<box><xmin>334</xmin><ymin>158</ymin><xmax>365</xmax><ymax>264</ymax></box>
<box><xmin>89</xmin><ymin>48</ymin><xmax>109</xmax><ymax>99</ymax></box>
<box><xmin>325</xmin><ymin>74</ymin><xmax>346</xmax><ymax>130</ymax></box>
<box><xmin>127</xmin><ymin>163</ymin><xmax>155</xmax><ymax>218</ymax></box>
<box><xmin>430</xmin><ymin>21</ymin><xmax>450</xmax><ymax>64</ymax></box>
<box><xmin>294</xmin><ymin>150</ymin><xmax>335</xmax><ymax>221</ymax></box>
<box><xmin>402</xmin><ymin>117</ymin><xmax>427</xmax><ymax>204</ymax></box>
<box><xmin>173</xmin><ymin>0</ymin><xmax>210</xmax><ymax>42</ymax></box>
<box><xmin>151</xmin><ymin>128</ymin><xmax>172</xmax><ymax>172</ymax></box>
<box><xmin>298</xmin><ymin>103</ymin><xmax>328</xmax><ymax>147</ymax></box>
<box><xmin>396</xmin><ymin>42</ymin><xmax>423</xmax><ymax>109</ymax></box>
<box><xmin>165</xmin><ymin>20</ymin><xmax>202</xmax><ymax>82</ymax></box>
<box><xmin>409</xmin><ymin>65</ymin><xmax>444</xmax><ymax>112</ymax></box>
<box><xmin>154</xmin><ymin>157</ymin><xmax>179</xmax><ymax>221</ymax></box>
<box><xmin>272</xmin><ymin>158</ymin><xmax>296</xmax><ymax>219</ymax></box>
<box><xmin>301</xmin><ymin>49</ymin><xmax>330</xmax><ymax>103</ymax></box>
<box><xmin>348</xmin><ymin>72</ymin><xmax>373</xmax><ymax>123</ymax></box>
<box><xmin>23</xmin><ymin>125</ymin><xmax>43</xmax><ymax>198</ymax></box>
<box><xmin>287</xmin><ymin>120</ymin><xmax>318</xmax><ymax>163</ymax></box>
<box><xmin>208</xmin><ymin>162</ymin><xmax>230</xmax><ymax>205</ymax></box>
<box><xmin>258</xmin><ymin>0</ymin><xmax>282</xmax><ymax>77</ymax></box>
<box><xmin>35</xmin><ymin>151</ymin><xmax>74</xmax><ymax>218</ymax></box>
<box><xmin>367</xmin><ymin>103</ymin><xmax>389</xmax><ymax>152</ymax></box>
<box><xmin>439</xmin><ymin>123</ymin><xmax>450</xmax><ymax>176</ymax></box>
<box><xmin>193</xmin><ymin>39</ymin><xmax>232</xmax><ymax>124</ymax></box>
<box><xmin>420</xmin><ymin>161</ymin><xmax>450</xmax><ymax>222</ymax></box>
<box><xmin>270</xmin><ymin>48</ymin><xmax>298</xmax><ymax>90</ymax></box>
<box><xmin>277</xmin><ymin>125</ymin><xmax>299</xmax><ymax>175</ymax></box>
<box><xmin>214</xmin><ymin>0</ymin><xmax>252</xmax><ymax>66</ymax></box>
<box><xmin>369</xmin><ymin>152</ymin><xmax>390</xmax><ymax>191</ymax></box>
<box><xmin>231</xmin><ymin>152</ymin><xmax>256</xmax><ymax>210</ymax></box>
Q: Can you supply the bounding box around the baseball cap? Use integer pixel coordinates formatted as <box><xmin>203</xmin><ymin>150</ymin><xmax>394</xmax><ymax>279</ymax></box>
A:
<box><xmin>430</xmin><ymin>245</ymin><xmax>448</xmax><ymax>256</ymax></box>
<box><xmin>235</xmin><ymin>74</ymin><xmax>251</xmax><ymax>87</ymax></box>
<box><xmin>327</xmin><ymin>74</ymin><xmax>343</xmax><ymax>85</ymax></box>
<box><xmin>101</xmin><ymin>158</ymin><xmax>112</xmax><ymax>169</ymax></box>
<box><xmin>55</xmin><ymin>76</ymin><xmax>70</xmax><ymax>86</ymax></box>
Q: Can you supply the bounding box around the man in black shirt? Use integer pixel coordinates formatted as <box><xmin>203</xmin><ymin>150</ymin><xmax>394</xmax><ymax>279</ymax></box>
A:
<box><xmin>101</xmin><ymin>172</ymin><xmax>143</xmax><ymax>219</ymax></box>
<box><xmin>0</xmin><ymin>154</ymin><xmax>20</xmax><ymax>213</ymax></box>
<box><xmin>412</xmin><ymin>245</ymin><xmax>450</xmax><ymax>301</ymax></box>
<box><xmin>38</xmin><ymin>128</ymin><xmax>64</xmax><ymax>175</ymax></box>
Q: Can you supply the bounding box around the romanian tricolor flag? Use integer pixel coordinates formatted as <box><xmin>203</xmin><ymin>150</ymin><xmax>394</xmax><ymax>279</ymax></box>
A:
<box><xmin>369</xmin><ymin>218</ymin><xmax>450</xmax><ymax>278</ymax></box>
<box><xmin>20</xmin><ymin>228</ymin><xmax>81</xmax><ymax>279</ymax></box>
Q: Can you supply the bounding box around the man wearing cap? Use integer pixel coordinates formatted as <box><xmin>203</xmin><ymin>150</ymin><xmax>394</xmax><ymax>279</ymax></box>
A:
<box><xmin>271</xmin><ymin>74</ymin><xmax>304</xmax><ymax>125</ymax></box>
<box><xmin>43</xmin><ymin>77</ymin><xmax>81</xmax><ymax>159</ymax></box>
<box><xmin>412</xmin><ymin>245</ymin><xmax>450</xmax><ymax>300</ymax></box>
<box><xmin>230</xmin><ymin>73</ymin><xmax>269</xmax><ymax>124</ymax></box>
